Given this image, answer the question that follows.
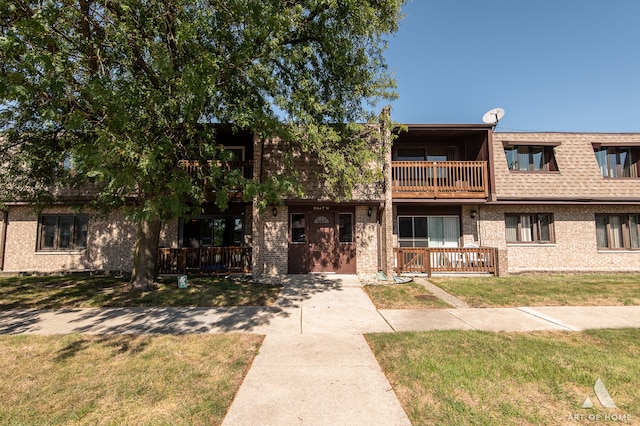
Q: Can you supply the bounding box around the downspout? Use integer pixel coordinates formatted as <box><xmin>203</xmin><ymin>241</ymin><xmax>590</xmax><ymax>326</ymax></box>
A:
<box><xmin>252</xmin><ymin>131</ymin><xmax>264</xmax><ymax>276</ymax></box>
<box><xmin>0</xmin><ymin>210</ymin><xmax>7</xmax><ymax>271</ymax></box>
<box><xmin>476</xmin><ymin>206</ymin><xmax>483</xmax><ymax>247</ymax></box>
<box><xmin>376</xmin><ymin>207</ymin><xmax>382</xmax><ymax>272</ymax></box>
<box><xmin>487</xmin><ymin>127</ymin><xmax>497</xmax><ymax>202</ymax></box>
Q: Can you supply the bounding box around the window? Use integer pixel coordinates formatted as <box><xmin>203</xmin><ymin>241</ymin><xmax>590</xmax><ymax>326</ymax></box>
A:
<box><xmin>182</xmin><ymin>217</ymin><xmax>243</xmax><ymax>248</ymax></box>
<box><xmin>313</xmin><ymin>215</ymin><xmax>330</xmax><ymax>224</ymax></box>
<box><xmin>595</xmin><ymin>214</ymin><xmax>640</xmax><ymax>250</ymax></box>
<box><xmin>396</xmin><ymin>148</ymin><xmax>426</xmax><ymax>161</ymax></box>
<box><xmin>395</xmin><ymin>146</ymin><xmax>456</xmax><ymax>161</ymax></box>
<box><xmin>291</xmin><ymin>213</ymin><xmax>305</xmax><ymax>243</ymax></box>
<box><xmin>63</xmin><ymin>153</ymin><xmax>76</xmax><ymax>171</ymax></box>
<box><xmin>398</xmin><ymin>216</ymin><xmax>459</xmax><ymax>248</ymax></box>
<box><xmin>594</xmin><ymin>147</ymin><xmax>638</xmax><ymax>178</ymax></box>
<box><xmin>505</xmin><ymin>146</ymin><xmax>558</xmax><ymax>171</ymax></box>
<box><xmin>505</xmin><ymin>214</ymin><xmax>554</xmax><ymax>243</ymax></box>
<box><xmin>38</xmin><ymin>214</ymin><xmax>88</xmax><ymax>251</ymax></box>
<box><xmin>338</xmin><ymin>213</ymin><xmax>353</xmax><ymax>243</ymax></box>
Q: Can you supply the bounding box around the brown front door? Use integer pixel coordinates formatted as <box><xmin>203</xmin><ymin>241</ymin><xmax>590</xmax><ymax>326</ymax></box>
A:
<box><xmin>308</xmin><ymin>212</ymin><xmax>336</xmax><ymax>273</ymax></box>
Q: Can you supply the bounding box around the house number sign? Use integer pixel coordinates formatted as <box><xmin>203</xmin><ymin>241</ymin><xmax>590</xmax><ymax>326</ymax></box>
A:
<box><xmin>313</xmin><ymin>206</ymin><xmax>332</xmax><ymax>211</ymax></box>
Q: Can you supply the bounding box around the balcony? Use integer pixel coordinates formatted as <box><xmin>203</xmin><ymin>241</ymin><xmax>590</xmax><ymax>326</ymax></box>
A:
<box><xmin>179</xmin><ymin>160</ymin><xmax>254</xmax><ymax>180</ymax></box>
<box><xmin>179</xmin><ymin>160</ymin><xmax>253</xmax><ymax>199</ymax></box>
<box><xmin>157</xmin><ymin>247</ymin><xmax>252</xmax><ymax>275</ymax></box>
<box><xmin>394</xmin><ymin>247</ymin><xmax>497</xmax><ymax>277</ymax></box>
<box><xmin>392</xmin><ymin>161</ymin><xmax>488</xmax><ymax>199</ymax></box>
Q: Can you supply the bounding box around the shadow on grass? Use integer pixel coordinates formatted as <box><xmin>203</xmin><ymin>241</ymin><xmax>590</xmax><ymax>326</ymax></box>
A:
<box><xmin>0</xmin><ymin>275</ymin><xmax>282</xmax><ymax>309</ymax></box>
<box><xmin>54</xmin><ymin>334</ymin><xmax>151</xmax><ymax>362</ymax></box>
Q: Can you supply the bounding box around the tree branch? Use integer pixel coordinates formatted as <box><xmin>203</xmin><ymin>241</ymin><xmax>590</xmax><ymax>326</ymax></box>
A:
<box><xmin>104</xmin><ymin>1</ymin><xmax>161</xmax><ymax>90</ymax></box>
<box><xmin>164</xmin><ymin>2</ymin><xmax>179</xmax><ymax>73</ymax></box>
<box><xmin>78</xmin><ymin>0</ymin><xmax>98</xmax><ymax>74</ymax></box>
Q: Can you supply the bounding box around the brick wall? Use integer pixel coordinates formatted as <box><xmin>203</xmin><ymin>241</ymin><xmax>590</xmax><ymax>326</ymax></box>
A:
<box><xmin>1</xmin><ymin>206</ymin><xmax>201</xmax><ymax>274</ymax></box>
<box><xmin>3</xmin><ymin>205</ymin><xmax>137</xmax><ymax>273</ymax></box>
<box><xmin>478</xmin><ymin>204</ymin><xmax>640</xmax><ymax>274</ymax></box>
<box><xmin>355</xmin><ymin>205</ymin><xmax>379</xmax><ymax>274</ymax></box>
<box><xmin>253</xmin><ymin>205</ymin><xmax>288</xmax><ymax>275</ymax></box>
<box><xmin>260</xmin><ymin>133</ymin><xmax>385</xmax><ymax>203</ymax></box>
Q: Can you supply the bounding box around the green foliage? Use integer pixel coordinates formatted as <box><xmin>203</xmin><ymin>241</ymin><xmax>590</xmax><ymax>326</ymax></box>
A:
<box><xmin>1</xmin><ymin>0</ymin><xmax>404</xmax><ymax>215</ymax></box>
<box><xmin>0</xmin><ymin>1</ymin><xmax>404</xmax><ymax>283</ymax></box>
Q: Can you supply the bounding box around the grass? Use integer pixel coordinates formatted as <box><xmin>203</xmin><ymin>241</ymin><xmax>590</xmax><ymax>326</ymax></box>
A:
<box><xmin>0</xmin><ymin>275</ymin><xmax>282</xmax><ymax>309</ymax></box>
<box><xmin>364</xmin><ymin>281</ymin><xmax>452</xmax><ymax>309</ymax></box>
<box><xmin>0</xmin><ymin>333</ymin><xmax>262</xmax><ymax>425</ymax></box>
<box><xmin>428</xmin><ymin>274</ymin><xmax>640</xmax><ymax>307</ymax></box>
<box><xmin>367</xmin><ymin>328</ymin><xmax>640</xmax><ymax>425</ymax></box>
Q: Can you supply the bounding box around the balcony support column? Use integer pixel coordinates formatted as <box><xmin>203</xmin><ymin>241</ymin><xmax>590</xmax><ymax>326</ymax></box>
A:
<box><xmin>380</xmin><ymin>108</ymin><xmax>395</xmax><ymax>278</ymax></box>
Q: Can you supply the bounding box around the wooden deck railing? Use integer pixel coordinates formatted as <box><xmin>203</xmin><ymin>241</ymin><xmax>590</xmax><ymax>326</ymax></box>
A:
<box><xmin>178</xmin><ymin>160</ymin><xmax>254</xmax><ymax>180</ymax></box>
<box><xmin>394</xmin><ymin>247</ymin><xmax>497</xmax><ymax>277</ymax></box>
<box><xmin>157</xmin><ymin>247</ymin><xmax>252</xmax><ymax>275</ymax></box>
<box><xmin>392</xmin><ymin>161</ymin><xmax>488</xmax><ymax>199</ymax></box>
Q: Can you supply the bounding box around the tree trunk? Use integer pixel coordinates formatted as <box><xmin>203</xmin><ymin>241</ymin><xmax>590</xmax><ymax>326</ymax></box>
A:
<box><xmin>130</xmin><ymin>217</ymin><xmax>162</xmax><ymax>291</ymax></box>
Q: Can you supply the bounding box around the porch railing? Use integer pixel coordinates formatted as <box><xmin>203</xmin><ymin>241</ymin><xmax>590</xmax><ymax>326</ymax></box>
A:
<box><xmin>178</xmin><ymin>160</ymin><xmax>254</xmax><ymax>180</ymax></box>
<box><xmin>392</xmin><ymin>161</ymin><xmax>488</xmax><ymax>198</ymax></box>
<box><xmin>157</xmin><ymin>247</ymin><xmax>252</xmax><ymax>275</ymax></box>
<box><xmin>394</xmin><ymin>247</ymin><xmax>497</xmax><ymax>277</ymax></box>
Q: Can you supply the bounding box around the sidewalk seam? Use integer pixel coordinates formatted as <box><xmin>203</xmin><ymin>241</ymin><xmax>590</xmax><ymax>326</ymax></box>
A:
<box><xmin>446</xmin><ymin>310</ymin><xmax>478</xmax><ymax>330</ymax></box>
<box><xmin>516</xmin><ymin>307</ymin><xmax>580</xmax><ymax>331</ymax></box>
<box><xmin>377</xmin><ymin>309</ymin><xmax>397</xmax><ymax>332</ymax></box>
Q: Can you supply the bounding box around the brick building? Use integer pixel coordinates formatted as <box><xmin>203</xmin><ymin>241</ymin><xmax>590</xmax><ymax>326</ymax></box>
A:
<box><xmin>2</xmin><ymin>123</ymin><xmax>639</xmax><ymax>277</ymax></box>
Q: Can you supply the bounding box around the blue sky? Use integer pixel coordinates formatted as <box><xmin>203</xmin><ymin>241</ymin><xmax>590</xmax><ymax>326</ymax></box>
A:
<box><xmin>383</xmin><ymin>1</ymin><xmax>640</xmax><ymax>132</ymax></box>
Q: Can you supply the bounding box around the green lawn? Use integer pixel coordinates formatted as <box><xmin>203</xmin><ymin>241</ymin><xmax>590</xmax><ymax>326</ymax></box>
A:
<box><xmin>367</xmin><ymin>328</ymin><xmax>639</xmax><ymax>425</ymax></box>
<box><xmin>0</xmin><ymin>275</ymin><xmax>282</xmax><ymax>309</ymax></box>
<box><xmin>365</xmin><ymin>281</ymin><xmax>452</xmax><ymax>309</ymax></box>
<box><xmin>428</xmin><ymin>274</ymin><xmax>640</xmax><ymax>307</ymax></box>
<box><xmin>0</xmin><ymin>334</ymin><xmax>262</xmax><ymax>425</ymax></box>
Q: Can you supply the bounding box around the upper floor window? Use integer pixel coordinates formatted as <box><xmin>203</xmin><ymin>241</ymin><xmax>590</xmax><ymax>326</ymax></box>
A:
<box><xmin>595</xmin><ymin>214</ymin><xmax>639</xmax><ymax>250</ymax></box>
<box><xmin>594</xmin><ymin>146</ymin><xmax>639</xmax><ymax>178</ymax></box>
<box><xmin>505</xmin><ymin>213</ymin><xmax>554</xmax><ymax>243</ymax></box>
<box><xmin>395</xmin><ymin>146</ymin><xmax>457</xmax><ymax>162</ymax></box>
<box><xmin>38</xmin><ymin>214</ymin><xmax>88</xmax><ymax>251</ymax></box>
<box><xmin>504</xmin><ymin>146</ymin><xmax>558</xmax><ymax>172</ymax></box>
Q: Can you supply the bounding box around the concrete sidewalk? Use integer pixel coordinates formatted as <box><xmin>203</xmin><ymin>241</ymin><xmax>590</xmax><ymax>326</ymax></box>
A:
<box><xmin>4</xmin><ymin>304</ymin><xmax>639</xmax><ymax>335</ymax></box>
<box><xmin>221</xmin><ymin>274</ymin><xmax>410</xmax><ymax>425</ymax></box>
<box><xmin>2</xmin><ymin>275</ymin><xmax>640</xmax><ymax>425</ymax></box>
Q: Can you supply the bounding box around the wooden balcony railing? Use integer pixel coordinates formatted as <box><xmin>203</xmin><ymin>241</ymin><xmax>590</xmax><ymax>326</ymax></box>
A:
<box><xmin>157</xmin><ymin>247</ymin><xmax>252</xmax><ymax>275</ymax></box>
<box><xmin>392</xmin><ymin>161</ymin><xmax>488</xmax><ymax>199</ymax></box>
<box><xmin>178</xmin><ymin>160</ymin><xmax>254</xmax><ymax>180</ymax></box>
<box><xmin>394</xmin><ymin>247</ymin><xmax>497</xmax><ymax>277</ymax></box>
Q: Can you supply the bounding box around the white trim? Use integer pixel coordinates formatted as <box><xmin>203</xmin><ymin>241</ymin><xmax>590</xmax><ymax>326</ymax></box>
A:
<box><xmin>224</xmin><ymin>146</ymin><xmax>245</xmax><ymax>161</ymax></box>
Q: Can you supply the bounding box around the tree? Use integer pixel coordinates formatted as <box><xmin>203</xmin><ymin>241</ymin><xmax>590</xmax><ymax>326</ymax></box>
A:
<box><xmin>0</xmin><ymin>0</ymin><xmax>404</xmax><ymax>290</ymax></box>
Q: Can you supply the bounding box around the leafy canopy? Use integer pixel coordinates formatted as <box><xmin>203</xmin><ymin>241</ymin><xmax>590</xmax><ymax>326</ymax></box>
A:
<box><xmin>0</xmin><ymin>0</ymin><xmax>404</xmax><ymax>218</ymax></box>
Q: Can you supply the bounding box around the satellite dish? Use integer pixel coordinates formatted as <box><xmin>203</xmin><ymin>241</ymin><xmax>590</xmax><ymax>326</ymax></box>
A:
<box><xmin>482</xmin><ymin>107</ymin><xmax>505</xmax><ymax>124</ymax></box>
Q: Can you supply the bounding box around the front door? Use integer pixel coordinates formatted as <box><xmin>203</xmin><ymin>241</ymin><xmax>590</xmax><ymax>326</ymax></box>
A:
<box><xmin>308</xmin><ymin>212</ymin><xmax>336</xmax><ymax>272</ymax></box>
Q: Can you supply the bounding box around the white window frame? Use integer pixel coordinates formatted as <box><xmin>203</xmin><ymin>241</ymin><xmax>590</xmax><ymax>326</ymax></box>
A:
<box><xmin>398</xmin><ymin>215</ymin><xmax>459</xmax><ymax>248</ymax></box>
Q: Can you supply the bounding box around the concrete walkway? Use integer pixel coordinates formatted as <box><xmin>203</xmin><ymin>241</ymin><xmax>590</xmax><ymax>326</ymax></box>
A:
<box><xmin>2</xmin><ymin>275</ymin><xmax>640</xmax><ymax>425</ymax></box>
<box><xmin>221</xmin><ymin>275</ymin><xmax>409</xmax><ymax>425</ymax></box>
